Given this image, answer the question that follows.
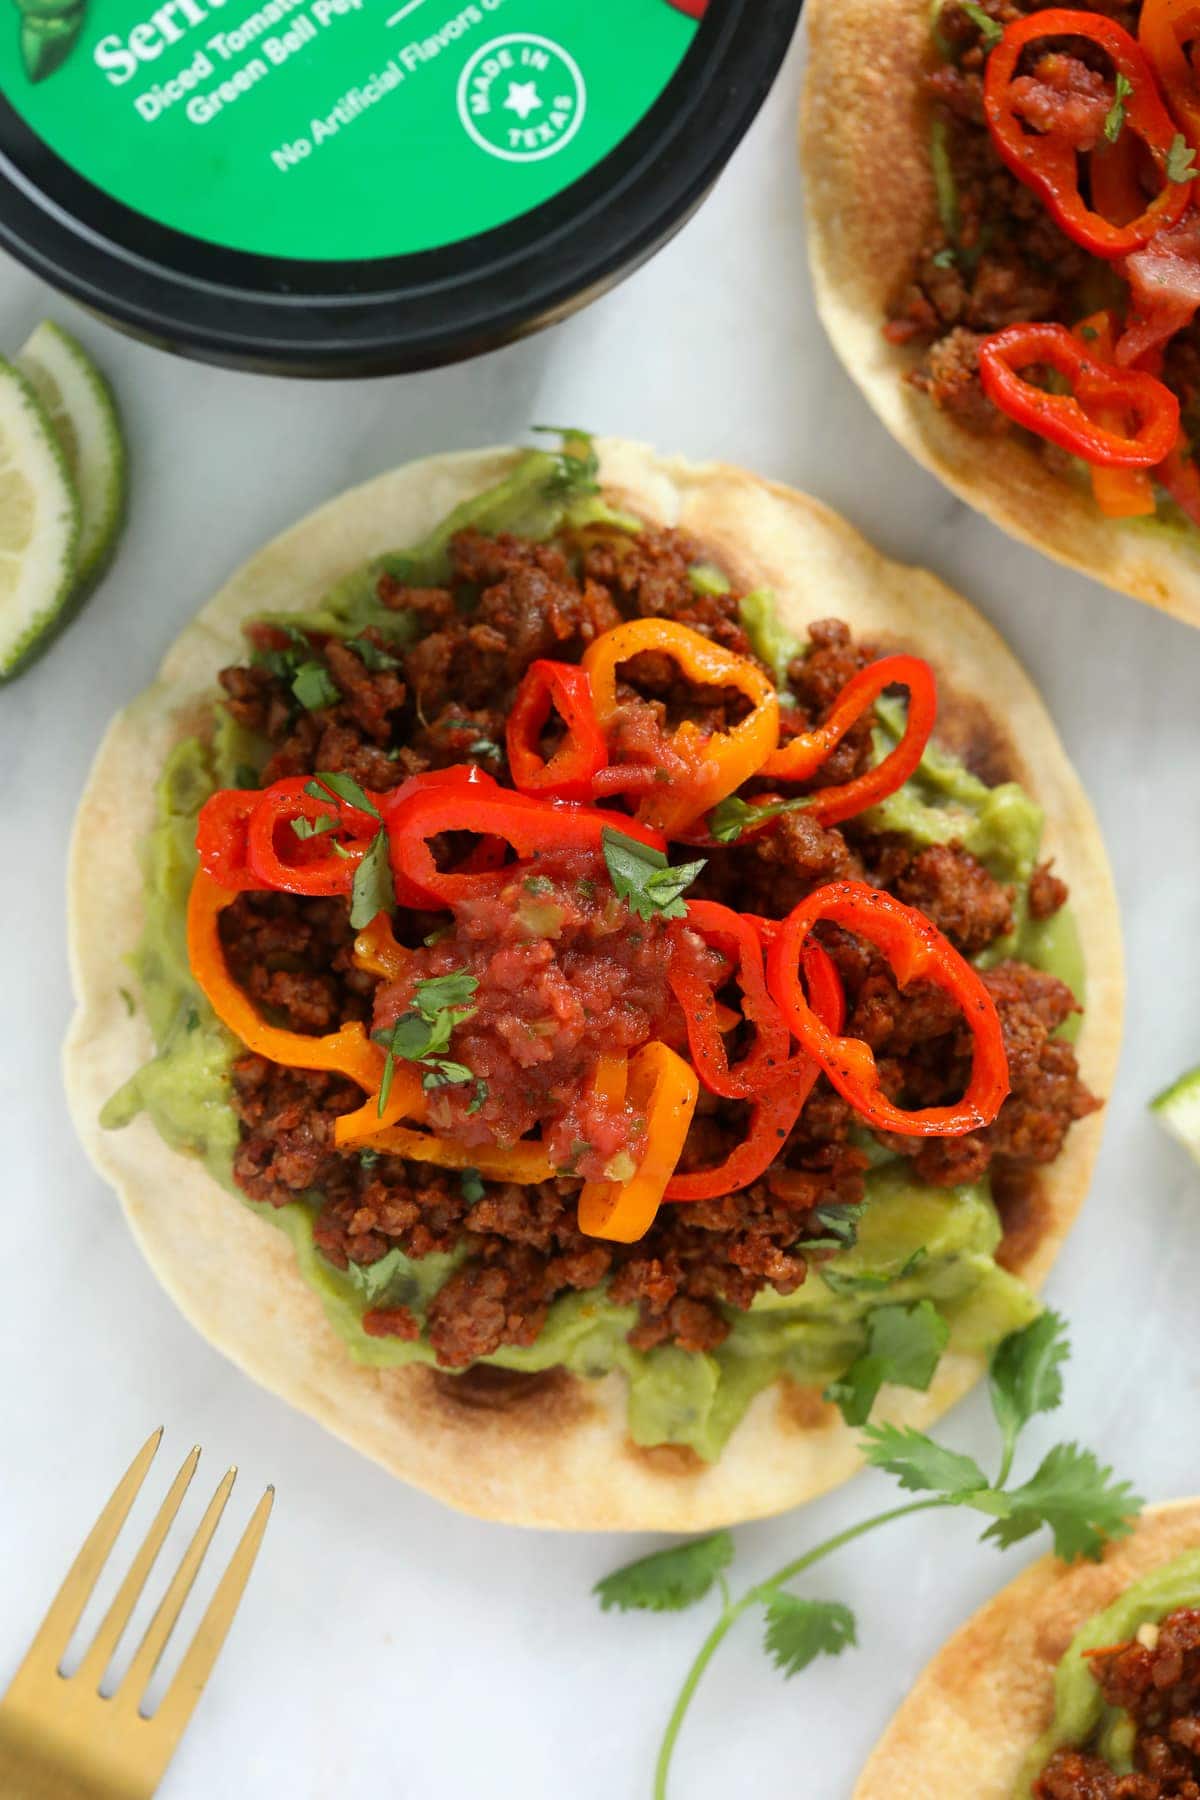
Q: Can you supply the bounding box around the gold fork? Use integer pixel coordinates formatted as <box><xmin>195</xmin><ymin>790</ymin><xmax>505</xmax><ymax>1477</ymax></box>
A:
<box><xmin>0</xmin><ymin>1430</ymin><xmax>274</xmax><ymax>1800</ymax></box>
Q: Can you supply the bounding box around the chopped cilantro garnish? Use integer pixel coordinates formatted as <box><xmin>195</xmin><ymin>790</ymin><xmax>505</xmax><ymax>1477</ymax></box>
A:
<box><xmin>708</xmin><ymin>793</ymin><xmax>812</xmax><ymax>844</ymax></box>
<box><xmin>349</xmin><ymin>831</ymin><xmax>395</xmax><ymax>931</ymax></box>
<box><xmin>291</xmin><ymin>661</ymin><xmax>340</xmax><ymax>712</ymax></box>
<box><xmin>304</xmin><ymin>773</ymin><xmax>380</xmax><ymax>819</ymax></box>
<box><xmin>1168</xmin><ymin>133</ymin><xmax>1197</xmax><ymax>183</ymax></box>
<box><xmin>371</xmin><ymin>970</ymin><xmax>480</xmax><ymax>1115</ymax></box>
<box><xmin>956</xmin><ymin>0</ymin><xmax>1002</xmax><ymax>48</ymax></box>
<box><xmin>347</xmin><ymin>636</ymin><xmax>400</xmax><ymax>672</ymax></box>
<box><xmin>601</xmin><ymin>828</ymin><xmax>705</xmax><ymax>922</ymax></box>
<box><xmin>1104</xmin><ymin>71</ymin><xmax>1132</xmax><ymax>144</ymax></box>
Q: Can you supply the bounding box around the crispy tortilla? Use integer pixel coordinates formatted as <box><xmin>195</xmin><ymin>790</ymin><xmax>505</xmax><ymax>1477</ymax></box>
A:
<box><xmin>853</xmin><ymin>1500</ymin><xmax>1200</xmax><ymax>1797</ymax></box>
<box><xmin>63</xmin><ymin>441</ymin><xmax>1123</xmax><ymax>1530</ymax></box>
<box><xmin>800</xmin><ymin>0</ymin><xmax>1200</xmax><ymax>631</ymax></box>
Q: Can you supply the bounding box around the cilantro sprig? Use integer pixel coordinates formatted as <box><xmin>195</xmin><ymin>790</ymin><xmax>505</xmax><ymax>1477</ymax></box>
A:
<box><xmin>601</xmin><ymin>828</ymin><xmax>705</xmax><ymax>922</ymax></box>
<box><xmin>372</xmin><ymin>969</ymin><xmax>483</xmax><ymax>1116</ymax></box>
<box><xmin>595</xmin><ymin>1314</ymin><xmax>1141</xmax><ymax>1799</ymax></box>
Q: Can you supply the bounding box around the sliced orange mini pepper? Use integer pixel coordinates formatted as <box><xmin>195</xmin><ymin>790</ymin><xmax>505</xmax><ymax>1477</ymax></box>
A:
<box><xmin>186</xmin><ymin>869</ymin><xmax>424</xmax><ymax>1132</ymax></box>
<box><xmin>582</xmin><ymin>619</ymin><xmax>780</xmax><ymax>836</ymax></box>
<box><xmin>759</xmin><ymin>653</ymin><xmax>938</xmax><ymax>824</ymax></box>
<box><xmin>578</xmin><ymin>1040</ymin><xmax>700</xmax><ymax>1243</ymax></box>
<box><xmin>362</xmin><ymin>1125</ymin><xmax>554</xmax><ymax>1183</ymax></box>
<box><xmin>1073</xmin><ymin>313</ymin><xmax>1157</xmax><ymax>517</ymax></box>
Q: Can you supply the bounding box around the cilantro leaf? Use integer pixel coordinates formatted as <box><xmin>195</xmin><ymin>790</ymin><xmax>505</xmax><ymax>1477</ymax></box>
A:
<box><xmin>1103</xmin><ymin>70</ymin><xmax>1131</xmax><ymax>144</ymax></box>
<box><xmin>956</xmin><ymin>0</ymin><xmax>1003</xmax><ymax>49</ymax></box>
<box><xmin>930</xmin><ymin>246</ymin><xmax>957</xmax><ymax>270</ymax></box>
<box><xmin>601</xmin><ymin>828</ymin><xmax>706</xmax><ymax>922</ymax></box>
<box><xmin>347</xmin><ymin>636</ymin><xmax>400</xmax><ymax>673</ymax></box>
<box><xmin>989</xmin><ymin>1311</ymin><xmax>1068</xmax><ymax>1463</ymax></box>
<box><xmin>292</xmin><ymin>812</ymin><xmax>338</xmax><ymax>841</ymax></box>
<box><xmin>861</xmin><ymin>1423</ymin><xmax>989</xmax><ymax>1498</ymax></box>
<box><xmin>595</xmin><ymin>1532</ymin><xmax>734</xmax><ymax>1614</ymax></box>
<box><xmin>421</xmin><ymin>1061</ymin><xmax>474</xmax><ymax>1089</ymax></box>
<box><xmin>414</xmin><ymin>971</ymin><xmax>479</xmax><ymax>1016</ymax></box>
<box><xmin>466</xmin><ymin>1078</ymin><xmax>488</xmax><ymax>1114</ymax></box>
<box><xmin>762</xmin><ymin>1595</ymin><xmax>858</xmax><ymax>1678</ymax></box>
<box><xmin>460</xmin><ymin>1168</ymin><xmax>485</xmax><ymax>1202</ymax></box>
<box><xmin>349</xmin><ymin>830</ymin><xmax>395</xmax><ymax>930</ymax></box>
<box><xmin>708</xmin><ymin>793</ymin><xmax>811</xmax><ymax>845</ymax></box>
<box><xmin>825</xmin><ymin>1302</ymin><xmax>949</xmax><ymax>1426</ymax></box>
<box><xmin>981</xmin><ymin>1444</ymin><xmax>1143</xmax><ymax>1563</ymax></box>
<box><xmin>291</xmin><ymin>661</ymin><xmax>340</xmax><ymax>711</ymax></box>
<box><xmin>305</xmin><ymin>772</ymin><xmax>381</xmax><ymax>819</ymax></box>
<box><xmin>802</xmin><ymin>1201</ymin><xmax>866</xmax><ymax>1254</ymax></box>
<box><xmin>1168</xmin><ymin>133</ymin><xmax>1197</xmax><ymax>183</ymax></box>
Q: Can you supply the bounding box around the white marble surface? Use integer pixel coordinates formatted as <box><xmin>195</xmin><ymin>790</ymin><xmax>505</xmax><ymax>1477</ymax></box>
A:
<box><xmin>4</xmin><ymin>24</ymin><xmax>1200</xmax><ymax>1800</ymax></box>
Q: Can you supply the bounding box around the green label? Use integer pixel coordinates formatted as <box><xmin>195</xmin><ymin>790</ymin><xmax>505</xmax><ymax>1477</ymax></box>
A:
<box><xmin>1</xmin><ymin>0</ymin><xmax>701</xmax><ymax>259</ymax></box>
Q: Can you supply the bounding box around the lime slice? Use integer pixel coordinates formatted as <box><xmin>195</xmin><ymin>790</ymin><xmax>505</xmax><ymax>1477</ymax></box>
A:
<box><xmin>15</xmin><ymin>319</ymin><xmax>127</xmax><ymax>591</ymax></box>
<box><xmin>1151</xmin><ymin>1066</ymin><xmax>1200</xmax><ymax>1166</ymax></box>
<box><xmin>0</xmin><ymin>359</ymin><xmax>80</xmax><ymax>681</ymax></box>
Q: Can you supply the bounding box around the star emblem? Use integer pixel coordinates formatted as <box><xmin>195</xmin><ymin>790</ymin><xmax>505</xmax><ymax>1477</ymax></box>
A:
<box><xmin>503</xmin><ymin>79</ymin><xmax>542</xmax><ymax>122</ymax></box>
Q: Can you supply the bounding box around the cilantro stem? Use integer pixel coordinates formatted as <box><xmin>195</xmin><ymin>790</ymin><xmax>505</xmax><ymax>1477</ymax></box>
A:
<box><xmin>653</xmin><ymin>1498</ymin><xmax>947</xmax><ymax>1799</ymax></box>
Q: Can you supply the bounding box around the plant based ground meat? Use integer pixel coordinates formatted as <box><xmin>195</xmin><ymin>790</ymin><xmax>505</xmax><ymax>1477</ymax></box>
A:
<box><xmin>215</xmin><ymin>522</ymin><xmax>1098</xmax><ymax>1369</ymax></box>
<box><xmin>1034</xmin><ymin>1608</ymin><xmax>1200</xmax><ymax>1798</ymax></box>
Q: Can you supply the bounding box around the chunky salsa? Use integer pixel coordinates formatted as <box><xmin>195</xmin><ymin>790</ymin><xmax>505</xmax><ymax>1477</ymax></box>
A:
<box><xmin>888</xmin><ymin>0</ymin><xmax>1200</xmax><ymax>527</ymax></box>
<box><xmin>104</xmin><ymin>442</ymin><xmax>1100</xmax><ymax>1452</ymax></box>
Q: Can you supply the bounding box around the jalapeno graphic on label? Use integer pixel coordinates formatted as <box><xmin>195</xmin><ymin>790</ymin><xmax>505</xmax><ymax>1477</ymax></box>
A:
<box><xmin>14</xmin><ymin>0</ymin><xmax>86</xmax><ymax>82</ymax></box>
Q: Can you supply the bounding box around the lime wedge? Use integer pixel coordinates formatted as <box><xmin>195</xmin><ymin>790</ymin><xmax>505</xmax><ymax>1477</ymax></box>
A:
<box><xmin>1151</xmin><ymin>1066</ymin><xmax>1200</xmax><ymax>1166</ymax></box>
<box><xmin>15</xmin><ymin>319</ymin><xmax>127</xmax><ymax>590</ymax></box>
<box><xmin>0</xmin><ymin>359</ymin><xmax>80</xmax><ymax>681</ymax></box>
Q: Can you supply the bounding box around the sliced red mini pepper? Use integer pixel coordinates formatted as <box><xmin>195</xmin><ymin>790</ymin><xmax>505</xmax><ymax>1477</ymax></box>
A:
<box><xmin>766</xmin><ymin>881</ymin><xmax>1010</xmax><ymax>1138</ymax></box>
<box><xmin>664</xmin><ymin>942</ymin><xmax>844</xmax><ymax>1204</ymax></box>
<box><xmin>245</xmin><ymin>775</ymin><xmax>380</xmax><ymax>897</ymax></box>
<box><xmin>506</xmin><ymin>659</ymin><xmax>608</xmax><ymax>803</ymax></box>
<box><xmin>667</xmin><ymin>900</ymin><xmax>792</xmax><ymax>1098</ymax></box>
<box><xmin>978</xmin><ymin>323</ymin><xmax>1180</xmax><ymax>466</ymax></box>
<box><xmin>984</xmin><ymin>10</ymin><xmax>1191</xmax><ymax>257</ymax></box>
<box><xmin>382</xmin><ymin>773</ymin><xmax>666</xmax><ymax>911</ymax></box>
<box><xmin>195</xmin><ymin>789</ymin><xmax>260</xmax><ymax>892</ymax></box>
<box><xmin>760</xmin><ymin>653</ymin><xmax>938</xmax><ymax>825</ymax></box>
<box><xmin>1140</xmin><ymin>0</ymin><xmax>1200</xmax><ymax>152</ymax></box>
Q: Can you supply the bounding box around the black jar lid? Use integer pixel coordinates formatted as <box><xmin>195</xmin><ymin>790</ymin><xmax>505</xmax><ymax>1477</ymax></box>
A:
<box><xmin>0</xmin><ymin>0</ymin><xmax>802</xmax><ymax>376</ymax></box>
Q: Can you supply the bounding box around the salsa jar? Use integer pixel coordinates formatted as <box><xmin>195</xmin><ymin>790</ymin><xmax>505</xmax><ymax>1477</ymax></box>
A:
<box><xmin>0</xmin><ymin>0</ymin><xmax>802</xmax><ymax>374</ymax></box>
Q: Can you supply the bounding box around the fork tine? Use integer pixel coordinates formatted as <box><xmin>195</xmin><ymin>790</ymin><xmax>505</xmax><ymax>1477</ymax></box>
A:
<box><xmin>22</xmin><ymin>1428</ymin><xmax>163</xmax><ymax>1673</ymax></box>
<box><xmin>114</xmin><ymin>1466</ymin><xmax>237</xmax><ymax>1710</ymax></box>
<box><xmin>75</xmin><ymin>1445</ymin><xmax>201</xmax><ymax>1692</ymax></box>
<box><xmin>149</xmin><ymin>1487</ymin><xmax>274</xmax><ymax>1744</ymax></box>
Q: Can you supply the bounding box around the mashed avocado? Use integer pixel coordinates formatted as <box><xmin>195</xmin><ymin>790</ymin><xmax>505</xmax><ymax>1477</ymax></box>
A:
<box><xmin>1018</xmin><ymin>1549</ymin><xmax>1200</xmax><ymax>1792</ymax></box>
<box><xmin>103</xmin><ymin>483</ymin><xmax>1083</xmax><ymax>1461</ymax></box>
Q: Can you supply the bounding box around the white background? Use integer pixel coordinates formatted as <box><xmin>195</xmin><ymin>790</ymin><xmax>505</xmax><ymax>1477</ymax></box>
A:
<box><xmin>3</xmin><ymin>25</ymin><xmax>1200</xmax><ymax>1800</ymax></box>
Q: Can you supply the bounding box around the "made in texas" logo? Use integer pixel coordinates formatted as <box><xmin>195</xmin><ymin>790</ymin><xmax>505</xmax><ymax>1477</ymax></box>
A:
<box><xmin>456</xmin><ymin>32</ymin><xmax>586</xmax><ymax>163</ymax></box>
